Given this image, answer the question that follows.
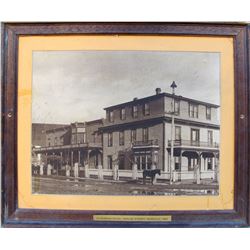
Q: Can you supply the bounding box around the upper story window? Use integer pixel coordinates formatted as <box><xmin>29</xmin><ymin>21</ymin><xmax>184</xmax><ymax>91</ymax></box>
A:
<box><xmin>108</xmin><ymin>132</ymin><xmax>113</xmax><ymax>147</ymax></box>
<box><xmin>131</xmin><ymin>129</ymin><xmax>137</xmax><ymax>142</ymax></box>
<box><xmin>206</xmin><ymin>106</ymin><xmax>211</xmax><ymax>120</ymax></box>
<box><xmin>143</xmin><ymin>103</ymin><xmax>150</xmax><ymax>116</ymax></box>
<box><xmin>93</xmin><ymin>132</ymin><xmax>98</xmax><ymax>143</ymax></box>
<box><xmin>208</xmin><ymin>130</ymin><xmax>213</xmax><ymax>145</ymax></box>
<box><xmin>132</xmin><ymin>105</ymin><xmax>138</xmax><ymax>118</ymax></box>
<box><xmin>175</xmin><ymin>126</ymin><xmax>181</xmax><ymax>141</ymax></box>
<box><xmin>174</xmin><ymin>100</ymin><xmax>180</xmax><ymax>115</ymax></box>
<box><xmin>120</xmin><ymin>108</ymin><xmax>126</xmax><ymax>120</ymax></box>
<box><xmin>189</xmin><ymin>103</ymin><xmax>198</xmax><ymax>118</ymax></box>
<box><xmin>119</xmin><ymin>131</ymin><xmax>125</xmax><ymax>146</ymax></box>
<box><xmin>108</xmin><ymin>110</ymin><xmax>114</xmax><ymax>122</ymax></box>
<box><xmin>142</xmin><ymin>127</ymin><xmax>149</xmax><ymax>142</ymax></box>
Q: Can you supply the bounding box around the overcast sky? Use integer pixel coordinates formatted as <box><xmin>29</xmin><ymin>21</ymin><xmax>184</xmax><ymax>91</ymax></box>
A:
<box><xmin>32</xmin><ymin>51</ymin><xmax>220</xmax><ymax>124</ymax></box>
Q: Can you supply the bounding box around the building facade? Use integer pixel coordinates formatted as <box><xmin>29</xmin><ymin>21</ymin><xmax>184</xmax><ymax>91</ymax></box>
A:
<box><xmin>33</xmin><ymin>120</ymin><xmax>103</xmax><ymax>172</ymax></box>
<box><xmin>101</xmin><ymin>88</ymin><xmax>219</xmax><ymax>180</ymax></box>
<box><xmin>33</xmin><ymin>88</ymin><xmax>220</xmax><ymax>181</ymax></box>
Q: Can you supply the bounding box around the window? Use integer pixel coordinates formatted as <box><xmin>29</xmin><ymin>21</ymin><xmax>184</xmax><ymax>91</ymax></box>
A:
<box><xmin>207</xmin><ymin>158</ymin><xmax>213</xmax><ymax>170</ymax></box>
<box><xmin>54</xmin><ymin>137</ymin><xmax>58</xmax><ymax>145</ymax></box>
<box><xmin>131</xmin><ymin>129</ymin><xmax>137</xmax><ymax>142</ymax></box>
<box><xmin>141</xmin><ymin>156</ymin><xmax>146</xmax><ymax>170</ymax></box>
<box><xmin>71</xmin><ymin>134</ymin><xmax>76</xmax><ymax>144</ymax></box>
<box><xmin>206</xmin><ymin>106</ymin><xmax>211</xmax><ymax>120</ymax></box>
<box><xmin>174</xmin><ymin>100</ymin><xmax>180</xmax><ymax>115</ymax></box>
<box><xmin>175</xmin><ymin>126</ymin><xmax>181</xmax><ymax>141</ymax></box>
<box><xmin>107</xmin><ymin>155</ymin><xmax>113</xmax><ymax>169</ymax></box>
<box><xmin>143</xmin><ymin>103</ymin><xmax>150</xmax><ymax>116</ymax></box>
<box><xmin>119</xmin><ymin>131</ymin><xmax>125</xmax><ymax>146</ymax></box>
<box><xmin>191</xmin><ymin>128</ymin><xmax>200</xmax><ymax>145</ymax></box>
<box><xmin>108</xmin><ymin>110</ymin><xmax>114</xmax><ymax>122</ymax></box>
<box><xmin>175</xmin><ymin>157</ymin><xmax>181</xmax><ymax>170</ymax></box>
<box><xmin>78</xmin><ymin>133</ymin><xmax>86</xmax><ymax>143</ymax></box>
<box><xmin>142</xmin><ymin>128</ymin><xmax>149</xmax><ymax>142</ymax></box>
<box><xmin>208</xmin><ymin>130</ymin><xmax>213</xmax><ymax>145</ymax></box>
<box><xmin>189</xmin><ymin>103</ymin><xmax>198</xmax><ymax>118</ymax></box>
<box><xmin>108</xmin><ymin>132</ymin><xmax>113</xmax><ymax>147</ymax></box>
<box><xmin>132</xmin><ymin>105</ymin><xmax>138</xmax><ymax>118</ymax></box>
<box><xmin>120</xmin><ymin>108</ymin><xmax>126</xmax><ymax>120</ymax></box>
<box><xmin>93</xmin><ymin>132</ymin><xmax>98</xmax><ymax>143</ymax></box>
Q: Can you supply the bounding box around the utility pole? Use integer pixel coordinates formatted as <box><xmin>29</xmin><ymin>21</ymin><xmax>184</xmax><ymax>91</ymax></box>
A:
<box><xmin>170</xmin><ymin>81</ymin><xmax>177</xmax><ymax>184</ymax></box>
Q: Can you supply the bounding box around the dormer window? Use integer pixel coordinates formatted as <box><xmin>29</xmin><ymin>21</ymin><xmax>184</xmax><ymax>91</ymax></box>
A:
<box><xmin>206</xmin><ymin>106</ymin><xmax>211</xmax><ymax>120</ymax></box>
<box><xmin>120</xmin><ymin>108</ymin><xmax>126</xmax><ymax>120</ymax></box>
<box><xmin>143</xmin><ymin>103</ymin><xmax>150</xmax><ymax>116</ymax></box>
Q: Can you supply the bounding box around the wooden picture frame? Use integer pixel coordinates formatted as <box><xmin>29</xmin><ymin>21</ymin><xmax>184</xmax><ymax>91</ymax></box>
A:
<box><xmin>1</xmin><ymin>22</ymin><xmax>249</xmax><ymax>227</ymax></box>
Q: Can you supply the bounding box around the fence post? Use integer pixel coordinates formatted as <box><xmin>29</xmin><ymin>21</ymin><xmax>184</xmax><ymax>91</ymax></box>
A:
<box><xmin>65</xmin><ymin>164</ymin><xmax>71</xmax><ymax>180</ymax></box>
<box><xmin>39</xmin><ymin>163</ymin><xmax>44</xmax><ymax>176</ymax></box>
<box><xmin>132</xmin><ymin>163</ymin><xmax>138</xmax><ymax>180</ymax></box>
<box><xmin>195</xmin><ymin>165</ymin><xmax>201</xmax><ymax>184</ymax></box>
<box><xmin>74</xmin><ymin>162</ymin><xmax>79</xmax><ymax>180</ymax></box>
<box><xmin>85</xmin><ymin>163</ymin><xmax>89</xmax><ymax>178</ymax></box>
<box><xmin>151</xmin><ymin>162</ymin><xmax>157</xmax><ymax>184</ymax></box>
<box><xmin>113</xmin><ymin>164</ymin><xmax>119</xmax><ymax>180</ymax></box>
<box><xmin>173</xmin><ymin>170</ymin><xmax>176</xmax><ymax>182</ymax></box>
<box><xmin>98</xmin><ymin>164</ymin><xmax>103</xmax><ymax>180</ymax></box>
<box><xmin>47</xmin><ymin>163</ymin><xmax>52</xmax><ymax>176</ymax></box>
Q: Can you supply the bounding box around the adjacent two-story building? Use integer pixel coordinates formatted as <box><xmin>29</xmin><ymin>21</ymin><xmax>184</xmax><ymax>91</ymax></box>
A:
<box><xmin>34</xmin><ymin>120</ymin><xmax>103</xmax><ymax>171</ymax></box>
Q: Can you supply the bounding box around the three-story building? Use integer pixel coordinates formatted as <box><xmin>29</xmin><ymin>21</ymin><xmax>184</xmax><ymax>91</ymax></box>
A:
<box><xmin>100</xmin><ymin>88</ymin><xmax>219</xmax><ymax>180</ymax></box>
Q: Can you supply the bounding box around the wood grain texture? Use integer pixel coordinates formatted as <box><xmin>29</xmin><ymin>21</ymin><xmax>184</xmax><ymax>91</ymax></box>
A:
<box><xmin>1</xmin><ymin>22</ymin><xmax>249</xmax><ymax>227</ymax></box>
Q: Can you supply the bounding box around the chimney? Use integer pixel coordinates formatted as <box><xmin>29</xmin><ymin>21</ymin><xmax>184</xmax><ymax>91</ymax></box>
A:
<box><xmin>155</xmin><ymin>87</ymin><xmax>161</xmax><ymax>95</ymax></box>
<box><xmin>133</xmin><ymin>97</ymin><xmax>138</xmax><ymax>101</ymax></box>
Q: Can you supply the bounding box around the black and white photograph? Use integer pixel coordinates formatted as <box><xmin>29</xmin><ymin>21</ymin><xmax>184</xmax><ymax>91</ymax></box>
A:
<box><xmin>31</xmin><ymin>50</ymin><xmax>220</xmax><ymax>196</ymax></box>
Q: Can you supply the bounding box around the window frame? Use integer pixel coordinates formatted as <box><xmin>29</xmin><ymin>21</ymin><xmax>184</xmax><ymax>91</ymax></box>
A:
<box><xmin>206</xmin><ymin>106</ymin><xmax>212</xmax><ymax>120</ymax></box>
<box><xmin>132</xmin><ymin>105</ymin><xmax>138</xmax><ymax>118</ymax></box>
<box><xmin>108</xmin><ymin>132</ymin><xmax>113</xmax><ymax>147</ymax></box>
<box><xmin>120</xmin><ymin>107</ymin><xmax>126</xmax><ymax>120</ymax></box>
<box><xmin>143</xmin><ymin>103</ymin><xmax>150</xmax><ymax>116</ymax></box>
<box><xmin>119</xmin><ymin>131</ymin><xmax>125</xmax><ymax>146</ymax></box>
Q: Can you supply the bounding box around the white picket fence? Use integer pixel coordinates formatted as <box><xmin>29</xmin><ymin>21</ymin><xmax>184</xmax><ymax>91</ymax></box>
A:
<box><xmin>34</xmin><ymin>164</ymin><xmax>217</xmax><ymax>182</ymax></box>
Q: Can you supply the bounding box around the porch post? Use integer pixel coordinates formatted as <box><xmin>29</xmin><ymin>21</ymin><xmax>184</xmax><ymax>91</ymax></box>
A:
<box><xmin>213</xmin><ymin>152</ymin><xmax>218</xmax><ymax>181</ymax></box>
<box><xmin>196</xmin><ymin>152</ymin><xmax>201</xmax><ymax>184</ymax></box>
<box><xmin>78</xmin><ymin>150</ymin><xmax>81</xmax><ymax>164</ymax></box>
<box><xmin>71</xmin><ymin>151</ymin><xmax>74</xmax><ymax>167</ymax></box>
<box><xmin>52</xmin><ymin>152</ymin><xmax>55</xmax><ymax>175</ymax></box>
<box><xmin>60</xmin><ymin>152</ymin><xmax>63</xmax><ymax>174</ymax></box>
<box><xmin>85</xmin><ymin>150</ymin><xmax>90</xmax><ymax>178</ymax></box>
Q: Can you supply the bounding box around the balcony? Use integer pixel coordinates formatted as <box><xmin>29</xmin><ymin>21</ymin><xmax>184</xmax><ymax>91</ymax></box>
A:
<box><xmin>132</xmin><ymin>139</ymin><xmax>159</xmax><ymax>148</ymax></box>
<box><xmin>168</xmin><ymin>139</ymin><xmax>219</xmax><ymax>148</ymax></box>
<box><xmin>33</xmin><ymin>142</ymin><xmax>102</xmax><ymax>153</ymax></box>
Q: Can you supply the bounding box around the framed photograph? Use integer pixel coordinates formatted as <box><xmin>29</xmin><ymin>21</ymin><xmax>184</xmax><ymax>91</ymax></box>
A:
<box><xmin>1</xmin><ymin>22</ymin><xmax>250</xmax><ymax>227</ymax></box>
